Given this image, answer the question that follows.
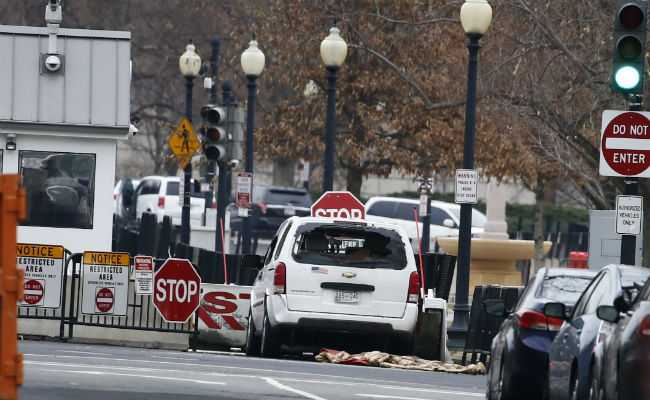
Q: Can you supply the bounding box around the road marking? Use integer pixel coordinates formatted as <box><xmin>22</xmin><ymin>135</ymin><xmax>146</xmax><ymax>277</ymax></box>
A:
<box><xmin>263</xmin><ymin>377</ymin><xmax>328</xmax><ymax>400</ymax></box>
<box><xmin>356</xmin><ymin>395</ymin><xmax>432</xmax><ymax>400</ymax></box>
<box><xmin>56</xmin><ymin>350</ymin><xmax>113</xmax><ymax>356</ymax></box>
<box><xmin>42</xmin><ymin>369</ymin><xmax>226</xmax><ymax>385</ymax></box>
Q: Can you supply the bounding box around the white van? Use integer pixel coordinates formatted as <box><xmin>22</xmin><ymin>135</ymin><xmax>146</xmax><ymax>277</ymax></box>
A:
<box><xmin>245</xmin><ymin>216</ymin><xmax>420</xmax><ymax>357</ymax></box>
<box><xmin>134</xmin><ymin>176</ymin><xmax>205</xmax><ymax>225</ymax></box>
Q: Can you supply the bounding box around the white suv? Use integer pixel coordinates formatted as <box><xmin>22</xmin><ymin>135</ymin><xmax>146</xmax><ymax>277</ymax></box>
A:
<box><xmin>245</xmin><ymin>216</ymin><xmax>420</xmax><ymax>357</ymax></box>
<box><xmin>134</xmin><ymin>176</ymin><xmax>205</xmax><ymax>225</ymax></box>
<box><xmin>364</xmin><ymin>196</ymin><xmax>487</xmax><ymax>250</ymax></box>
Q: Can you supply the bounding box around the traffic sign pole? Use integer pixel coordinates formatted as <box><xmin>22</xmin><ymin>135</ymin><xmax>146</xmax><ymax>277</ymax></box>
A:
<box><xmin>181</xmin><ymin>77</ymin><xmax>194</xmax><ymax>245</ymax></box>
<box><xmin>621</xmin><ymin>95</ymin><xmax>643</xmax><ymax>265</ymax></box>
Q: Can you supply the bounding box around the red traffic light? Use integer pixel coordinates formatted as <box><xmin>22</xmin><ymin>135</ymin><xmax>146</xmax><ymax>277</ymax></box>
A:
<box><xmin>200</xmin><ymin>105</ymin><xmax>225</xmax><ymax>124</ymax></box>
<box><xmin>620</xmin><ymin>4</ymin><xmax>644</xmax><ymax>29</ymax></box>
<box><xmin>205</xmin><ymin>126</ymin><xmax>226</xmax><ymax>141</ymax></box>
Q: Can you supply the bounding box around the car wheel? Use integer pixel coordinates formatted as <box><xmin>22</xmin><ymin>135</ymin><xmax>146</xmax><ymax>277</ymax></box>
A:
<box><xmin>260</xmin><ymin>307</ymin><xmax>279</xmax><ymax>358</ymax></box>
<box><xmin>495</xmin><ymin>351</ymin><xmax>516</xmax><ymax>400</ymax></box>
<box><xmin>245</xmin><ymin>310</ymin><xmax>260</xmax><ymax>357</ymax></box>
<box><xmin>570</xmin><ymin>373</ymin><xmax>579</xmax><ymax>400</ymax></box>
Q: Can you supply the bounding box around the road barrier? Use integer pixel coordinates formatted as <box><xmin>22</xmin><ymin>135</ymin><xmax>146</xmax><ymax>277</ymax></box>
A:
<box><xmin>462</xmin><ymin>285</ymin><xmax>522</xmax><ymax>365</ymax></box>
<box><xmin>414</xmin><ymin>253</ymin><xmax>457</xmax><ymax>301</ymax></box>
<box><xmin>0</xmin><ymin>176</ymin><xmax>26</xmax><ymax>400</ymax></box>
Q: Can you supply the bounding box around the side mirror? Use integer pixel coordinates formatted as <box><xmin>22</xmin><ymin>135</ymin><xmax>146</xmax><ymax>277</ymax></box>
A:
<box><xmin>596</xmin><ymin>305</ymin><xmax>620</xmax><ymax>323</ymax></box>
<box><xmin>443</xmin><ymin>218</ymin><xmax>455</xmax><ymax>228</ymax></box>
<box><xmin>544</xmin><ymin>302</ymin><xmax>568</xmax><ymax>320</ymax></box>
<box><xmin>483</xmin><ymin>299</ymin><xmax>507</xmax><ymax>317</ymax></box>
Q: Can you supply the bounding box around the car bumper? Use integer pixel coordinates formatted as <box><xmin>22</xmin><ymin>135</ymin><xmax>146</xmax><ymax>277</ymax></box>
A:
<box><xmin>266</xmin><ymin>294</ymin><xmax>418</xmax><ymax>336</ymax></box>
<box><xmin>509</xmin><ymin>334</ymin><xmax>550</xmax><ymax>392</ymax></box>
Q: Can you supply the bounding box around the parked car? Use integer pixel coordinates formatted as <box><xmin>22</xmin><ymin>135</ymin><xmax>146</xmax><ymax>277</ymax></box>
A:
<box><xmin>245</xmin><ymin>216</ymin><xmax>419</xmax><ymax>358</ymax></box>
<box><xmin>134</xmin><ymin>176</ymin><xmax>205</xmax><ymax>225</ymax></box>
<box><xmin>113</xmin><ymin>178</ymin><xmax>139</xmax><ymax>219</ymax></box>
<box><xmin>591</xmin><ymin>275</ymin><xmax>650</xmax><ymax>400</ymax></box>
<box><xmin>229</xmin><ymin>186</ymin><xmax>312</xmax><ymax>238</ymax></box>
<box><xmin>545</xmin><ymin>265</ymin><xmax>650</xmax><ymax>400</ymax></box>
<box><xmin>364</xmin><ymin>196</ymin><xmax>486</xmax><ymax>249</ymax></box>
<box><xmin>485</xmin><ymin>267</ymin><xmax>596</xmax><ymax>400</ymax></box>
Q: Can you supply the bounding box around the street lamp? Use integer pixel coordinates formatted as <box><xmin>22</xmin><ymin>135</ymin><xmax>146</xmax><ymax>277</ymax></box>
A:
<box><xmin>451</xmin><ymin>0</ymin><xmax>493</xmax><ymax>334</ymax></box>
<box><xmin>320</xmin><ymin>26</ymin><xmax>347</xmax><ymax>192</ymax></box>
<box><xmin>178</xmin><ymin>41</ymin><xmax>201</xmax><ymax>244</ymax></box>
<box><xmin>240</xmin><ymin>38</ymin><xmax>265</xmax><ymax>254</ymax></box>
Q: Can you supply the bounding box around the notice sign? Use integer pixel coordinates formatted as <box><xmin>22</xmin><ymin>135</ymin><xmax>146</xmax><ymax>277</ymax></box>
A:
<box><xmin>134</xmin><ymin>256</ymin><xmax>154</xmax><ymax>295</ymax></box>
<box><xmin>81</xmin><ymin>251</ymin><xmax>130</xmax><ymax>316</ymax></box>
<box><xmin>16</xmin><ymin>244</ymin><xmax>65</xmax><ymax>308</ymax></box>
<box><xmin>616</xmin><ymin>195</ymin><xmax>643</xmax><ymax>235</ymax></box>
<box><xmin>236</xmin><ymin>172</ymin><xmax>253</xmax><ymax>209</ymax></box>
<box><xmin>455</xmin><ymin>169</ymin><xmax>478</xmax><ymax>204</ymax></box>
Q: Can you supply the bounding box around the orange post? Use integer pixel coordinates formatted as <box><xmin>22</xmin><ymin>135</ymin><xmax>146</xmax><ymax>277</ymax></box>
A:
<box><xmin>0</xmin><ymin>175</ymin><xmax>26</xmax><ymax>400</ymax></box>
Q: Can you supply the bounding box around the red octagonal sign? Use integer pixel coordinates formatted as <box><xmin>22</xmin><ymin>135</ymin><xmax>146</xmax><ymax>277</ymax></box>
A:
<box><xmin>154</xmin><ymin>258</ymin><xmax>201</xmax><ymax>323</ymax></box>
<box><xmin>311</xmin><ymin>191</ymin><xmax>365</xmax><ymax>219</ymax></box>
<box><xmin>601</xmin><ymin>110</ymin><xmax>650</xmax><ymax>177</ymax></box>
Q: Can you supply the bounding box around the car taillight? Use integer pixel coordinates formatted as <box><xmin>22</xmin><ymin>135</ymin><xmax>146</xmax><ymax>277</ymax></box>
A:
<box><xmin>158</xmin><ymin>196</ymin><xmax>165</xmax><ymax>208</ymax></box>
<box><xmin>639</xmin><ymin>316</ymin><xmax>650</xmax><ymax>337</ymax></box>
<box><xmin>517</xmin><ymin>309</ymin><xmax>563</xmax><ymax>331</ymax></box>
<box><xmin>407</xmin><ymin>271</ymin><xmax>420</xmax><ymax>303</ymax></box>
<box><xmin>273</xmin><ymin>262</ymin><xmax>286</xmax><ymax>294</ymax></box>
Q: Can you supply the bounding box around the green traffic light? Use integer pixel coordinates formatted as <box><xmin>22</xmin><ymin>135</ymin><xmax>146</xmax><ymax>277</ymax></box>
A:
<box><xmin>614</xmin><ymin>65</ymin><xmax>641</xmax><ymax>90</ymax></box>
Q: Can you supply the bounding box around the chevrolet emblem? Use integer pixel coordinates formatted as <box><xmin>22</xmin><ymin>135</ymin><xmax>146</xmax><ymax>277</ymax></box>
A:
<box><xmin>342</xmin><ymin>272</ymin><xmax>356</xmax><ymax>278</ymax></box>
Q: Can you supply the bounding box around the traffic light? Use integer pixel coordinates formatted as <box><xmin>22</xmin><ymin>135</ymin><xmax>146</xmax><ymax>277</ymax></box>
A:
<box><xmin>200</xmin><ymin>104</ymin><xmax>228</xmax><ymax>161</ymax></box>
<box><xmin>612</xmin><ymin>0</ymin><xmax>648</xmax><ymax>94</ymax></box>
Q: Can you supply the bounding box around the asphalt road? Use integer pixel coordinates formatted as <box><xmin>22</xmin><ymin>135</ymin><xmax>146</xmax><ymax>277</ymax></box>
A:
<box><xmin>20</xmin><ymin>341</ymin><xmax>486</xmax><ymax>400</ymax></box>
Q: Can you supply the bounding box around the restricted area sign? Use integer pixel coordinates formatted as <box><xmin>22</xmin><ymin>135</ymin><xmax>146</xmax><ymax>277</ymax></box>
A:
<box><xmin>616</xmin><ymin>195</ymin><xmax>643</xmax><ymax>235</ymax></box>
<box><xmin>16</xmin><ymin>244</ymin><xmax>65</xmax><ymax>308</ymax></box>
<box><xmin>311</xmin><ymin>191</ymin><xmax>365</xmax><ymax>219</ymax></box>
<box><xmin>154</xmin><ymin>258</ymin><xmax>202</xmax><ymax>323</ymax></box>
<box><xmin>600</xmin><ymin>110</ymin><xmax>650</xmax><ymax>177</ymax></box>
<box><xmin>81</xmin><ymin>251</ymin><xmax>130</xmax><ymax>316</ymax></box>
<box><xmin>455</xmin><ymin>169</ymin><xmax>478</xmax><ymax>204</ymax></box>
<box><xmin>168</xmin><ymin>117</ymin><xmax>201</xmax><ymax>169</ymax></box>
<box><xmin>134</xmin><ymin>255</ymin><xmax>154</xmax><ymax>295</ymax></box>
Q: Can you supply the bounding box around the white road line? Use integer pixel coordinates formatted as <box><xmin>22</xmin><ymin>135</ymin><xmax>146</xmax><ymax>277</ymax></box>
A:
<box><xmin>150</xmin><ymin>355</ymin><xmax>199</xmax><ymax>361</ymax></box>
<box><xmin>46</xmin><ymin>369</ymin><xmax>226</xmax><ymax>386</ymax></box>
<box><xmin>356</xmin><ymin>395</ymin><xmax>432</xmax><ymax>400</ymax></box>
<box><xmin>263</xmin><ymin>377</ymin><xmax>328</xmax><ymax>400</ymax></box>
<box><xmin>56</xmin><ymin>350</ymin><xmax>113</xmax><ymax>356</ymax></box>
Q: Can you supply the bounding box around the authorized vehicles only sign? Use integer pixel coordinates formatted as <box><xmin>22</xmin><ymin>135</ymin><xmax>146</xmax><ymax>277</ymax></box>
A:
<box><xmin>16</xmin><ymin>244</ymin><xmax>65</xmax><ymax>308</ymax></box>
<box><xmin>81</xmin><ymin>251</ymin><xmax>130</xmax><ymax>316</ymax></box>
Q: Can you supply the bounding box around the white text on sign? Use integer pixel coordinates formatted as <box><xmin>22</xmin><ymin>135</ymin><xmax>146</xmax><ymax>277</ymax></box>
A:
<box><xmin>313</xmin><ymin>208</ymin><xmax>364</xmax><ymax>219</ymax></box>
<box><xmin>155</xmin><ymin>279</ymin><xmax>199</xmax><ymax>303</ymax></box>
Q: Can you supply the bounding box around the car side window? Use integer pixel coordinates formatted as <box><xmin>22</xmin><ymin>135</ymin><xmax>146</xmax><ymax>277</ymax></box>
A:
<box><xmin>366</xmin><ymin>201</ymin><xmax>396</xmax><ymax>218</ymax></box>
<box><xmin>514</xmin><ymin>276</ymin><xmax>537</xmax><ymax>311</ymax></box>
<box><xmin>264</xmin><ymin>236</ymin><xmax>278</xmax><ymax>266</ymax></box>
<box><xmin>572</xmin><ymin>273</ymin><xmax>604</xmax><ymax>317</ymax></box>
<box><xmin>139</xmin><ymin>179</ymin><xmax>161</xmax><ymax>195</ymax></box>
<box><xmin>395</xmin><ymin>203</ymin><xmax>417</xmax><ymax>221</ymax></box>
<box><xmin>430</xmin><ymin>207</ymin><xmax>453</xmax><ymax>226</ymax></box>
<box><xmin>274</xmin><ymin>221</ymin><xmax>293</xmax><ymax>260</ymax></box>
<box><xmin>584</xmin><ymin>273</ymin><xmax>612</xmax><ymax>315</ymax></box>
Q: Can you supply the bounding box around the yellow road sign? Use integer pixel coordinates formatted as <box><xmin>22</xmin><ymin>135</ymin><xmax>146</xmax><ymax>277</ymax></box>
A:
<box><xmin>168</xmin><ymin>117</ymin><xmax>201</xmax><ymax>169</ymax></box>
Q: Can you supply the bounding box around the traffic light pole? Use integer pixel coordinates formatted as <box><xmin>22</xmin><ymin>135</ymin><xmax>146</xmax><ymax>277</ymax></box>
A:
<box><xmin>215</xmin><ymin>81</ymin><xmax>232</xmax><ymax>255</ymax></box>
<box><xmin>181</xmin><ymin>76</ymin><xmax>194</xmax><ymax>244</ymax></box>
<box><xmin>621</xmin><ymin>94</ymin><xmax>642</xmax><ymax>265</ymax></box>
<box><xmin>204</xmin><ymin>37</ymin><xmax>220</xmax><ymax>212</ymax></box>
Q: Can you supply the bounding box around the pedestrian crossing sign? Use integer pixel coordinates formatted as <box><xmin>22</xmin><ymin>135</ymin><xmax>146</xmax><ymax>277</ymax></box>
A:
<box><xmin>168</xmin><ymin>117</ymin><xmax>201</xmax><ymax>169</ymax></box>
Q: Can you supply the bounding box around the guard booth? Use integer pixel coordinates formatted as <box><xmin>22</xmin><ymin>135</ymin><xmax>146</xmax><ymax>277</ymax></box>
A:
<box><xmin>0</xmin><ymin>22</ymin><xmax>131</xmax><ymax>253</ymax></box>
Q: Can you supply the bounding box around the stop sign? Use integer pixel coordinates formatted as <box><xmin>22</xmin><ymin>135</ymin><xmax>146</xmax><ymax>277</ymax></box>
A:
<box><xmin>311</xmin><ymin>191</ymin><xmax>365</xmax><ymax>219</ymax></box>
<box><xmin>153</xmin><ymin>258</ymin><xmax>201</xmax><ymax>323</ymax></box>
<box><xmin>600</xmin><ymin>110</ymin><xmax>650</xmax><ymax>177</ymax></box>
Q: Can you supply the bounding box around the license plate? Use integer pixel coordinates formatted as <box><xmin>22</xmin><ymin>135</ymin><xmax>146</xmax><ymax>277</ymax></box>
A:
<box><xmin>335</xmin><ymin>290</ymin><xmax>359</xmax><ymax>304</ymax></box>
<box><xmin>284</xmin><ymin>206</ymin><xmax>296</xmax><ymax>216</ymax></box>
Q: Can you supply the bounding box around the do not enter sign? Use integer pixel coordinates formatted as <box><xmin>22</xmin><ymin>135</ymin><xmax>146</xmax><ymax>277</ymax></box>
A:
<box><xmin>95</xmin><ymin>287</ymin><xmax>114</xmax><ymax>313</ymax></box>
<box><xmin>153</xmin><ymin>258</ymin><xmax>202</xmax><ymax>323</ymax></box>
<box><xmin>600</xmin><ymin>110</ymin><xmax>650</xmax><ymax>177</ymax></box>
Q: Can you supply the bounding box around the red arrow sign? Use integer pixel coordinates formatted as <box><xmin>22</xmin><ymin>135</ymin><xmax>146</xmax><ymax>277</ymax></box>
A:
<box><xmin>153</xmin><ymin>258</ymin><xmax>201</xmax><ymax>323</ymax></box>
<box><xmin>311</xmin><ymin>191</ymin><xmax>365</xmax><ymax>219</ymax></box>
<box><xmin>601</xmin><ymin>110</ymin><xmax>650</xmax><ymax>177</ymax></box>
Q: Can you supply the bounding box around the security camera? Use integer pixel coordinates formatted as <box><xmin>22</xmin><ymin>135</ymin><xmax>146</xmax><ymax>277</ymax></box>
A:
<box><xmin>129</xmin><ymin>123</ymin><xmax>139</xmax><ymax>137</ymax></box>
<box><xmin>227</xmin><ymin>159</ymin><xmax>240</xmax><ymax>169</ymax></box>
<box><xmin>44</xmin><ymin>54</ymin><xmax>61</xmax><ymax>72</ymax></box>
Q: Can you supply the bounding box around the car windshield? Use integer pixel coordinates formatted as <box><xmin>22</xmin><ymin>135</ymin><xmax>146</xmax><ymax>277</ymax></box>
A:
<box><xmin>448</xmin><ymin>207</ymin><xmax>486</xmax><ymax>228</ymax></box>
<box><xmin>621</xmin><ymin>270</ymin><xmax>650</xmax><ymax>302</ymax></box>
<box><xmin>536</xmin><ymin>275</ymin><xmax>593</xmax><ymax>304</ymax></box>
<box><xmin>292</xmin><ymin>223</ymin><xmax>407</xmax><ymax>269</ymax></box>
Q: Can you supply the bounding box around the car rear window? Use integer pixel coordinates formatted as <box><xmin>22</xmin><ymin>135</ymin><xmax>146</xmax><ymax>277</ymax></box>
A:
<box><xmin>292</xmin><ymin>223</ymin><xmax>407</xmax><ymax>269</ymax></box>
<box><xmin>265</xmin><ymin>189</ymin><xmax>311</xmax><ymax>207</ymax></box>
<box><xmin>536</xmin><ymin>275</ymin><xmax>593</xmax><ymax>304</ymax></box>
<box><xmin>166</xmin><ymin>182</ymin><xmax>179</xmax><ymax>195</ymax></box>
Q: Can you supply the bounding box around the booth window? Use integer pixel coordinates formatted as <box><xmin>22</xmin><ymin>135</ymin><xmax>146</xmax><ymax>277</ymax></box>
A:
<box><xmin>19</xmin><ymin>151</ymin><xmax>96</xmax><ymax>229</ymax></box>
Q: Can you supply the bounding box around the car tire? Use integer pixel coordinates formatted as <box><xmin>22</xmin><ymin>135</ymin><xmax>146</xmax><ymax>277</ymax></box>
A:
<box><xmin>496</xmin><ymin>351</ymin><xmax>516</xmax><ymax>400</ymax></box>
<box><xmin>245</xmin><ymin>310</ymin><xmax>260</xmax><ymax>357</ymax></box>
<box><xmin>260</xmin><ymin>306</ymin><xmax>279</xmax><ymax>358</ymax></box>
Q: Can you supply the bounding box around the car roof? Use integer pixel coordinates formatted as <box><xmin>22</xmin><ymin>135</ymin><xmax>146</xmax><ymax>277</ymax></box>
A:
<box><xmin>601</xmin><ymin>264</ymin><xmax>650</xmax><ymax>275</ymax></box>
<box><xmin>365</xmin><ymin>196</ymin><xmax>461</xmax><ymax>210</ymax></box>
<box><xmin>536</xmin><ymin>267</ymin><xmax>597</xmax><ymax>279</ymax></box>
<box><xmin>138</xmin><ymin>175</ymin><xmax>180</xmax><ymax>182</ymax></box>
<box><xmin>287</xmin><ymin>216</ymin><xmax>407</xmax><ymax>233</ymax></box>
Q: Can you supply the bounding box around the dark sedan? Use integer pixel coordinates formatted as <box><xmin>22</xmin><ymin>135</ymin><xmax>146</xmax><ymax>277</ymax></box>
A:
<box><xmin>592</xmin><ymin>276</ymin><xmax>650</xmax><ymax>400</ymax></box>
<box><xmin>486</xmin><ymin>267</ymin><xmax>596</xmax><ymax>400</ymax></box>
<box><xmin>545</xmin><ymin>264</ymin><xmax>650</xmax><ymax>400</ymax></box>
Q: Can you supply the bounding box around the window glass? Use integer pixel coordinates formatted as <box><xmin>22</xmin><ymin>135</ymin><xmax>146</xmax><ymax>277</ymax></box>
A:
<box><xmin>447</xmin><ymin>206</ymin><xmax>487</xmax><ymax>228</ymax></box>
<box><xmin>292</xmin><ymin>223</ymin><xmax>407</xmax><ymax>269</ymax></box>
<box><xmin>20</xmin><ymin>151</ymin><xmax>95</xmax><ymax>229</ymax></box>
<box><xmin>139</xmin><ymin>180</ymin><xmax>161</xmax><ymax>195</ymax></box>
<box><xmin>584</xmin><ymin>273</ymin><xmax>612</xmax><ymax>315</ymax></box>
<box><xmin>620</xmin><ymin>270</ymin><xmax>650</xmax><ymax>303</ymax></box>
<box><xmin>536</xmin><ymin>275</ymin><xmax>593</xmax><ymax>305</ymax></box>
<box><xmin>263</xmin><ymin>236</ymin><xmax>278</xmax><ymax>266</ymax></box>
<box><xmin>274</xmin><ymin>221</ymin><xmax>293</xmax><ymax>260</ymax></box>
<box><xmin>638</xmin><ymin>279</ymin><xmax>650</xmax><ymax>302</ymax></box>
<box><xmin>166</xmin><ymin>181</ymin><xmax>180</xmax><ymax>195</ymax></box>
<box><xmin>514</xmin><ymin>276</ymin><xmax>537</xmax><ymax>311</ymax></box>
<box><xmin>265</xmin><ymin>189</ymin><xmax>311</xmax><ymax>207</ymax></box>
<box><xmin>395</xmin><ymin>203</ymin><xmax>417</xmax><ymax>221</ymax></box>
<box><xmin>573</xmin><ymin>273</ymin><xmax>603</xmax><ymax>317</ymax></box>
<box><xmin>430</xmin><ymin>207</ymin><xmax>453</xmax><ymax>226</ymax></box>
<box><xmin>366</xmin><ymin>201</ymin><xmax>396</xmax><ymax>218</ymax></box>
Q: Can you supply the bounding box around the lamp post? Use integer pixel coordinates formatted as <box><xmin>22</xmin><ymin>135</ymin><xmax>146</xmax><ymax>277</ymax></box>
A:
<box><xmin>320</xmin><ymin>26</ymin><xmax>347</xmax><ymax>192</ymax></box>
<box><xmin>451</xmin><ymin>0</ymin><xmax>493</xmax><ymax>334</ymax></box>
<box><xmin>240</xmin><ymin>38</ymin><xmax>265</xmax><ymax>255</ymax></box>
<box><xmin>178</xmin><ymin>41</ymin><xmax>202</xmax><ymax>244</ymax></box>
